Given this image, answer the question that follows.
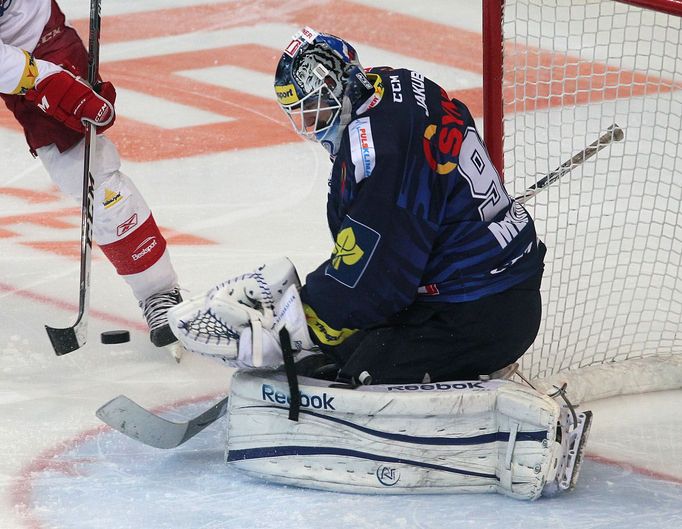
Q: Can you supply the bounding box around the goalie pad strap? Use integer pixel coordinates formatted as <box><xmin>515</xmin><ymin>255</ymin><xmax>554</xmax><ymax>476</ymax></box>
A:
<box><xmin>279</xmin><ymin>327</ymin><xmax>301</xmax><ymax>422</ymax></box>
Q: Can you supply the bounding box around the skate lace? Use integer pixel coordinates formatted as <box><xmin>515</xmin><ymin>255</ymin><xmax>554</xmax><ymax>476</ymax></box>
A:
<box><xmin>141</xmin><ymin>288</ymin><xmax>181</xmax><ymax>331</ymax></box>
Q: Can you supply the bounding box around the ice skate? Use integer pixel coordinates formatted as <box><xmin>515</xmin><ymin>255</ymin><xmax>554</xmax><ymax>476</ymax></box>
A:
<box><xmin>140</xmin><ymin>287</ymin><xmax>184</xmax><ymax>360</ymax></box>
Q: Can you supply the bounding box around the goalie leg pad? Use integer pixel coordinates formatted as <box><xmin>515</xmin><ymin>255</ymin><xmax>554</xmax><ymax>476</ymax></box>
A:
<box><xmin>225</xmin><ymin>371</ymin><xmax>568</xmax><ymax>500</ymax></box>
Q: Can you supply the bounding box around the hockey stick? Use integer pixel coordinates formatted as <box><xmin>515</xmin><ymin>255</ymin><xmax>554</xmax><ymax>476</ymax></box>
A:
<box><xmin>515</xmin><ymin>124</ymin><xmax>624</xmax><ymax>204</ymax></box>
<box><xmin>96</xmin><ymin>394</ymin><xmax>230</xmax><ymax>449</ymax></box>
<box><xmin>45</xmin><ymin>0</ymin><xmax>102</xmax><ymax>355</ymax></box>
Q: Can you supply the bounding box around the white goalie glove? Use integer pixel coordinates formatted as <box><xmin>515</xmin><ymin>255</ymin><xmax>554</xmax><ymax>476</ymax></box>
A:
<box><xmin>167</xmin><ymin>258</ymin><xmax>314</xmax><ymax>368</ymax></box>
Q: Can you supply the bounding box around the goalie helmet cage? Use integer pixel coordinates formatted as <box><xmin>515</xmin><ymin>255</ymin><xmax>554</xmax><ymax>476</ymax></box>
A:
<box><xmin>482</xmin><ymin>0</ymin><xmax>682</xmax><ymax>401</ymax></box>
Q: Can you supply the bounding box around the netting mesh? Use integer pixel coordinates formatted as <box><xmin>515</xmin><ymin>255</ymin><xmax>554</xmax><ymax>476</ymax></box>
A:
<box><xmin>499</xmin><ymin>0</ymin><xmax>682</xmax><ymax>379</ymax></box>
<box><xmin>178</xmin><ymin>309</ymin><xmax>240</xmax><ymax>345</ymax></box>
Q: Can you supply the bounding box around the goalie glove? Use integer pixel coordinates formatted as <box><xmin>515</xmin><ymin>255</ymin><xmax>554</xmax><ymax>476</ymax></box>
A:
<box><xmin>167</xmin><ymin>258</ymin><xmax>313</xmax><ymax>367</ymax></box>
<box><xmin>25</xmin><ymin>69</ymin><xmax>116</xmax><ymax>133</ymax></box>
<box><xmin>236</xmin><ymin>284</ymin><xmax>315</xmax><ymax>368</ymax></box>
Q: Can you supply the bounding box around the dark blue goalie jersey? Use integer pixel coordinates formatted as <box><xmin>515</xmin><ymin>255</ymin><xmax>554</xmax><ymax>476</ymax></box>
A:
<box><xmin>300</xmin><ymin>67</ymin><xmax>543</xmax><ymax>348</ymax></box>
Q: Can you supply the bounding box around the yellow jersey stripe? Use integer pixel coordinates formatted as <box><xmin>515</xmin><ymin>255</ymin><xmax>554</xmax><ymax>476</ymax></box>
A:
<box><xmin>303</xmin><ymin>304</ymin><xmax>357</xmax><ymax>346</ymax></box>
<box><xmin>11</xmin><ymin>51</ymin><xmax>39</xmax><ymax>95</ymax></box>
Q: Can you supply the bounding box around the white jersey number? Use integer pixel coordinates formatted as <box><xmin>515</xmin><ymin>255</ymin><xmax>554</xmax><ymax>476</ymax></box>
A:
<box><xmin>457</xmin><ymin>128</ymin><xmax>510</xmax><ymax>221</ymax></box>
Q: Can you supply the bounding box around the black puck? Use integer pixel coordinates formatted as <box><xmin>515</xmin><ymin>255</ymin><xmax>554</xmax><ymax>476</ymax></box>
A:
<box><xmin>101</xmin><ymin>330</ymin><xmax>131</xmax><ymax>344</ymax></box>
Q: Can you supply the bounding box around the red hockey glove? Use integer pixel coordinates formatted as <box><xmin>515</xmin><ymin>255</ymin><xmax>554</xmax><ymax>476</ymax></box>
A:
<box><xmin>25</xmin><ymin>70</ymin><xmax>116</xmax><ymax>133</ymax></box>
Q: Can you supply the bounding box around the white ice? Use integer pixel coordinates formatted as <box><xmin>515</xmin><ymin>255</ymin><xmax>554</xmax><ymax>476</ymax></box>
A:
<box><xmin>1</xmin><ymin>1</ymin><xmax>680</xmax><ymax>528</ymax></box>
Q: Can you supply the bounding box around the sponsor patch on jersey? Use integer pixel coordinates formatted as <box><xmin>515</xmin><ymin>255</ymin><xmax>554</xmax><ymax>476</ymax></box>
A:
<box><xmin>423</xmin><ymin>124</ymin><xmax>458</xmax><ymax>175</ymax></box>
<box><xmin>389</xmin><ymin>74</ymin><xmax>403</xmax><ymax>103</ymax></box>
<box><xmin>102</xmin><ymin>188</ymin><xmax>123</xmax><ymax>209</ymax></box>
<box><xmin>348</xmin><ymin>117</ymin><xmax>375</xmax><ymax>183</ymax></box>
<box><xmin>356</xmin><ymin>74</ymin><xmax>385</xmax><ymax>115</ymax></box>
<box><xmin>38</xmin><ymin>26</ymin><xmax>63</xmax><ymax>47</ymax></box>
<box><xmin>132</xmin><ymin>236</ymin><xmax>158</xmax><ymax>261</ymax></box>
<box><xmin>325</xmin><ymin>216</ymin><xmax>380</xmax><ymax>288</ymax></box>
<box><xmin>417</xmin><ymin>283</ymin><xmax>440</xmax><ymax>296</ymax></box>
<box><xmin>303</xmin><ymin>304</ymin><xmax>358</xmax><ymax>346</ymax></box>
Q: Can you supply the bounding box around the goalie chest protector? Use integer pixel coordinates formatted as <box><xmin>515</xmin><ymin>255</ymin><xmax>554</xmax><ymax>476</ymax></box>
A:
<box><xmin>225</xmin><ymin>369</ymin><xmax>564</xmax><ymax>500</ymax></box>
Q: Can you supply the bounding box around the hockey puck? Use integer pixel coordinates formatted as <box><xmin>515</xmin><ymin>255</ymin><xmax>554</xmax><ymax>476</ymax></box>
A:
<box><xmin>101</xmin><ymin>330</ymin><xmax>131</xmax><ymax>344</ymax></box>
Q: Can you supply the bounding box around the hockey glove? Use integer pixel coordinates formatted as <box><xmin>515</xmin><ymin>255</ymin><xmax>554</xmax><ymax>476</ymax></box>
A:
<box><xmin>236</xmin><ymin>283</ymin><xmax>315</xmax><ymax>368</ymax></box>
<box><xmin>167</xmin><ymin>257</ymin><xmax>313</xmax><ymax>367</ymax></box>
<box><xmin>25</xmin><ymin>69</ymin><xmax>116</xmax><ymax>133</ymax></box>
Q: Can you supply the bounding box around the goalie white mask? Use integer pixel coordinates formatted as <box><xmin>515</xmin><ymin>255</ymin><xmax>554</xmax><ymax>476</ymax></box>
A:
<box><xmin>274</xmin><ymin>27</ymin><xmax>373</xmax><ymax>156</ymax></box>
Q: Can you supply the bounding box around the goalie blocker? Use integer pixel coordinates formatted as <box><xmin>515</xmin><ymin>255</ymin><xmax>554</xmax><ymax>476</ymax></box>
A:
<box><xmin>225</xmin><ymin>369</ymin><xmax>591</xmax><ymax>500</ymax></box>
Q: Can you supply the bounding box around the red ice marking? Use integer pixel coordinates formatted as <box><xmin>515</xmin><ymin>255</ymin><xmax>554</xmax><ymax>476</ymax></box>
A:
<box><xmin>9</xmin><ymin>393</ymin><xmax>224</xmax><ymax>529</ymax></box>
<box><xmin>0</xmin><ymin>196</ymin><xmax>214</xmax><ymax>259</ymax></box>
<box><xmin>0</xmin><ymin>187</ymin><xmax>62</xmax><ymax>204</ymax></box>
<box><xmin>50</xmin><ymin>1</ymin><xmax>481</xmax><ymax>162</ymax></box>
<box><xmin>5</xmin><ymin>392</ymin><xmax>681</xmax><ymax>529</ymax></box>
<box><xmin>0</xmin><ymin>207</ymin><xmax>80</xmax><ymax>237</ymax></box>
<box><xmin>0</xmin><ymin>281</ymin><xmax>148</xmax><ymax>332</ymax></box>
<box><xmin>586</xmin><ymin>454</ymin><xmax>682</xmax><ymax>486</ymax></box>
<box><xmin>99</xmin><ymin>45</ymin><xmax>300</xmax><ymax>162</ymax></box>
<box><xmin>3</xmin><ymin>2</ymin><xmax>671</xmax><ymax>162</ymax></box>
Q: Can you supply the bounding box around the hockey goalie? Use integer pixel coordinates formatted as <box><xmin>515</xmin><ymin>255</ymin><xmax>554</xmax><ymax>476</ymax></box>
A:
<box><xmin>115</xmin><ymin>27</ymin><xmax>592</xmax><ymax>500</ymax></box>
<box><xmin>165</xmin><ymin>254</ymin><xmax>591</xmax><ymax>500</ymax></box>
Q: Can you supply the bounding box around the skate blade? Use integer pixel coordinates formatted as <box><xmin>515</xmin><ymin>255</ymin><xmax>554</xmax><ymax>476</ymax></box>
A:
<box><xmin>565</xmin><ymin>410</ymin><xmax>593</xmax><ymax>490</ymax></box>
<box><xmin>165</xmin><ymin>342</ymin><xmax>185</xmax><ymax>363</ymax></box>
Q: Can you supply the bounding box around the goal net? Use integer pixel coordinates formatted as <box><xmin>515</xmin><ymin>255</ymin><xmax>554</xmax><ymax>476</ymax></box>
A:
<box><xmin>482</xmin><ymin>0</ymin><xmax>682</xmax><ymax>400</ymax></box>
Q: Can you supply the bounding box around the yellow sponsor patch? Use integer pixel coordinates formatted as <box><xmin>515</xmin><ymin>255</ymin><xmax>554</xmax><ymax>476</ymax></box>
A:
<box><xmin>275</xmin><ymin>84</ymin><xmax>298</xmax><ymax>105</ymax></box>
<box><xmin>423</xmin><ymin>124</ymin><xmax>458</xmax><ymax>175</ymax></box>
<box><xmin>303</xmin><ymin>304</ymin><xmax>357</xmax><ymax>346</ymax></box>
<box><xmin>103</xmin><ymin>188</ymin><xmax>123</xmax><ymax>209</ymax></box>
<box><xmin>326</xmin><ymin>216</ymin><xmax>380</xmax><ymax>288</ymax></box>
<box><xmin>332</xmin><ymin>227</ymin><xmax>365</xmax><ymax>270</ymax></box>
<box><xmin>12</xmin><ymin>51</ymin><xmax>39</xmax><ymax>95</ymax></box>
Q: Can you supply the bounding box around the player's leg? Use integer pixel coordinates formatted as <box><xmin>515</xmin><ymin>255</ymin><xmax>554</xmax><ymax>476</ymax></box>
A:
<box><xmin>3</xmin><ymin>9</ymin><xmax>182</xmax><ymax>348</ymax></box>
<box><xmin>334</xmin><ymin>271</ymin><xmax>543</xmax><ymax>385</ymax></box>
<box><xmin>37</xmin><ymin>138</ymin><xmax>181</xmax><ymax>346</ymax></box>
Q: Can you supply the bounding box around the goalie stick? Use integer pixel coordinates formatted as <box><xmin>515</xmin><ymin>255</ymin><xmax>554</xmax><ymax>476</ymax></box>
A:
<box><xmin>98</xmin><ymin>326</ymin><xmax>299</xmax><ymax>448</ymax></box>
<box><xmin>96</xmin><ymin>394</ymin><xmax>230</xmax><ymax>449</ymax></box>
<box><xmin>515</xmin><ymin>123</ymin><xmax>624</xmax><ymax>204</ymax></box>
<box><xmin>45</xmin><ymin>0</ymin><xmax>102</xmax><ymax>355</ymax></box>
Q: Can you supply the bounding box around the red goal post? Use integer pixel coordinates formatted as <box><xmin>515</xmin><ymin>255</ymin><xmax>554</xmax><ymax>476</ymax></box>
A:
<box><xmin>482</xmin><ymin>0</ymin><xmax>682</xmax><ymax>401</ymax></box>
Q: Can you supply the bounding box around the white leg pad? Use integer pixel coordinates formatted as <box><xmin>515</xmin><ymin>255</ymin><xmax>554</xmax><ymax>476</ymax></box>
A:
<box><xmin>225</xmin><ymin>371</ymin><xmax>570</xmax><ymax>500</ymax></box>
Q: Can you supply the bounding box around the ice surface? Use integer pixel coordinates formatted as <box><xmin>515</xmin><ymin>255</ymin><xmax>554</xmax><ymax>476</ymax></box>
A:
<box><xmin>1</xmin><ymin>1</ymin><xmax>680</xmax><ymax>528</ymax></box>
<box><xmin>16</xmin><ymin>400</ymin><xmax>682</xmax><ymax>529</ymax></box>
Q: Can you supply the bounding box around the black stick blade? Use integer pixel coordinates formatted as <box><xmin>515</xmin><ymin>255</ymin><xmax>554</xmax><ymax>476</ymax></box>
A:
<box><xmin>45</xmin><ymin>326</ymin><xmax>81</xmax><ymax>355</ymax></box>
